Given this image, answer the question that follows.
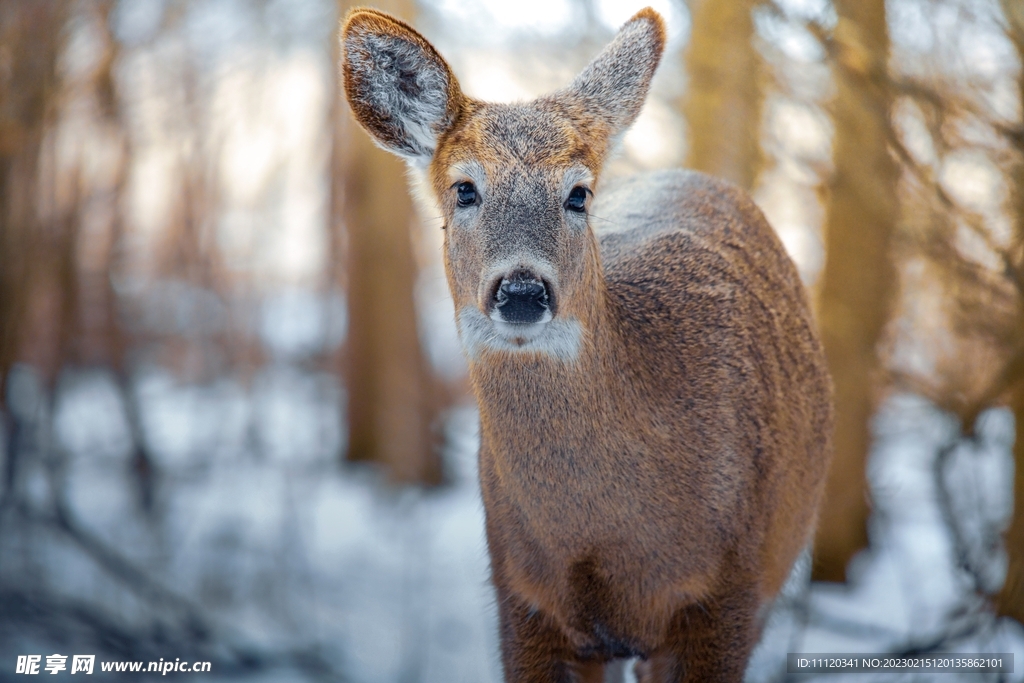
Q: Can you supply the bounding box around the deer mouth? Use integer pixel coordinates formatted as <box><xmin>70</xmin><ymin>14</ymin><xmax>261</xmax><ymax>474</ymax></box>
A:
<box><xmin>457</xmin><ymin>306</ymin><xmax>583</xmax><ymax>362</ymax></box>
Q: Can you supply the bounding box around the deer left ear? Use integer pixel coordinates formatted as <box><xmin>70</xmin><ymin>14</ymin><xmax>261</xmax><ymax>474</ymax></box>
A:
<box><xmin>340</xmin><ymin>9</ymin><xmax>464</xmax><ymax>164</ymax></box>
<box><xmin>563</xmin><ymin>7</ymin><xmax>665</xmax><ymax>139</ymax></box>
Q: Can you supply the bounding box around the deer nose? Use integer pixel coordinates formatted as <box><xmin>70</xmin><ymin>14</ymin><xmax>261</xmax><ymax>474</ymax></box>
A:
<box><xmin>493</xmin><ymin>272</ymin><xmax>550</xmax><ymax>324</ymax></box>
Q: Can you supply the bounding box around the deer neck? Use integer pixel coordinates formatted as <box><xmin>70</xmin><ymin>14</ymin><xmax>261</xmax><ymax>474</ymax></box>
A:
<box><xmin>467</xmin><ymin>240</ymin><xmax>622</xmax><ymax>457</ymax></box>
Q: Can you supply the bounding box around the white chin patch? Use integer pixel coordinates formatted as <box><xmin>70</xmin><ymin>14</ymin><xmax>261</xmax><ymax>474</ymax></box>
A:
<box><xmin>457</xmin><ymin>307</ymin><xmax>582</xmax><ymax>362</ymax></box>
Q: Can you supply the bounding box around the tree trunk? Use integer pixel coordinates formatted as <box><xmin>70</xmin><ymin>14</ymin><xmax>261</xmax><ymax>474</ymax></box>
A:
<box><xmin>0</xmin><ymin>0</ymin><xmax>67</xmax><ymax>388</ymax></box>
<box><xmin>813</xmin><ymin>0</ymin><xmax>899</xmax><ymax>581</ymax></box>
<box><xmin>1000</xmin><ymin>379</ymin><xmax>1024</xmax><ymax>621</ymax></box>
<box><xmin>995</xmin><ymin>0</ymin><xmax>1024</xmax><ymax>623</ymax></box>
<box><xmin>681</xmin><ymin>0</ymin><xmax>763</xmax><ymax>190</ymax></box>
<box><xmin>331</xmin><ymin>0</ymin><xmax>443</xmax><ymax>485</ymax></box>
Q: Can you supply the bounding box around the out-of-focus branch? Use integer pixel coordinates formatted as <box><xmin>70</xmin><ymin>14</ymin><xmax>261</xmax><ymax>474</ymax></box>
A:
<box><xmin>48</xmin><ymin>501</ymin><xmax>210</xmax><ymax>636</ymax></box>
<box><xmin>954</xmin><ymin>346</ymin><xmax>1024</xmax><ymax>434</ymax></box>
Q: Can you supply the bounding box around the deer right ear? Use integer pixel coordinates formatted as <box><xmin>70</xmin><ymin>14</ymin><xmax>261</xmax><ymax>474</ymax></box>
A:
<box><xmin>563</xmin><ymin>8</ymin><xmax>665</xmax><ymax>142</ymax></box>
<box><xmin>340</xmin><ymin>9</ymin><xmax>463</xmax><ymax>165</ymax></box>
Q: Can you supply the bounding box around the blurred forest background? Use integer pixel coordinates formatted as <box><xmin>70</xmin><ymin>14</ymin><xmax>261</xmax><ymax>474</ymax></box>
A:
<box><xmin>0</xmin><ymin>0</ymin><xmax>1023</xmax><ymax>680</ymax></box>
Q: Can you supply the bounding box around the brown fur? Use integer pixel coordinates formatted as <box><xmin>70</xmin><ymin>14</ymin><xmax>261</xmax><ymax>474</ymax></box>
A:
<box><xmin>340</xmin><ymin>8</ymin><xmax>833</xmax><ymax>682</ymax></box>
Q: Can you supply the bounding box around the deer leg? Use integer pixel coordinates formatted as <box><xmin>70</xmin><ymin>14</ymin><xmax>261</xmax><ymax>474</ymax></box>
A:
<box><xmin>635</xmin><ymin>584</ymin><xmax>761</xmax><ymax>683</ymax></box>
<box><xmin>496</xmin><ymin>585</ymin><xmax>578</xmax><ymax>683</ymax></box>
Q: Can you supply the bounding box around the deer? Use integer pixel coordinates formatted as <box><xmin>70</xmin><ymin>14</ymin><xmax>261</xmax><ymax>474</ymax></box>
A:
<box><xmin>339</xmin><ymin>7</ymin><xmax>833</xmax><ymax>682</ymax></box>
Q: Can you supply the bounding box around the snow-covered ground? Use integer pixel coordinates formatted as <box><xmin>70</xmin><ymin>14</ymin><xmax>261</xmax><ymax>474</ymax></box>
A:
<box><xmin>0</xmin><ymin>362</ymin><xmax>1021</xmax><ymax>682</ymax></box>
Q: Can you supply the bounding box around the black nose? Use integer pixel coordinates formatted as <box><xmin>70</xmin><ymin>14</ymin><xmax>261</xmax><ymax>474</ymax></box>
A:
<box><xmin>494</xmin><ymin>273</ymin><xmax>549</xmax><ymax>324</ymax></box>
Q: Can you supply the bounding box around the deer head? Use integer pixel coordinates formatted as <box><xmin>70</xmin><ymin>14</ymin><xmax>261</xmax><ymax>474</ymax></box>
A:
<box><xmin>340</xmin><ymin>8</ymin><xmax>665</xmax><ymax>364</ymax></box>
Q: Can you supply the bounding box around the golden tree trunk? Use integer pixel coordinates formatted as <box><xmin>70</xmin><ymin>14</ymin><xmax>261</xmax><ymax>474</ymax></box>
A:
<box><xmin>681</xmin><ymin>0</ymin><xmax>763</xmax><ymax>190</ymax></box>
<box><xmin>332</xmin><ymin>0</ymin><xmax>442</xmax><ymax>485</ymax></box>
<box><xmin>996</xmin><ymin>0</ymin><xmax>1024</xmax><ymax>623</ymax></box>
<box><xmin>813</xmin><ymin>0</ymin><xmax>899</xmax><ymax>581</ymax></box>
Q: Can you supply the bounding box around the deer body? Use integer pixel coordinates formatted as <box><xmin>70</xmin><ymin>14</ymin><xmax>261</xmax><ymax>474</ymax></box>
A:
<box><xmin>340</xmin><ymin>9</ymin><xmax>832</xmax><ymax>682</ymax></box>
<box><xmin>478</xmin><ymin>170</ymin><xmax>830</xmax><ymax>676</ymax></box>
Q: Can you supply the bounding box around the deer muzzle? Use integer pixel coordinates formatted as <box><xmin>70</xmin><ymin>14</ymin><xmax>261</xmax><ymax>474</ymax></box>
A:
<box><xmin>490</xmin><ymin>270</ymin><xmax>552</xmax><ymax>325</ymax></box>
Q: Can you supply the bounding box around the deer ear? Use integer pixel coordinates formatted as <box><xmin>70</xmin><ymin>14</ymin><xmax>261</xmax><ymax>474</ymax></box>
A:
<box><xmin>340</xmin><ymin>9</ymin><xmax>463</xmax><ymax>164</ymax></box>
<box><xmin>564</xmin><ymin>8</ymin><xmax>665</xmax><ymax>139</ymax></box>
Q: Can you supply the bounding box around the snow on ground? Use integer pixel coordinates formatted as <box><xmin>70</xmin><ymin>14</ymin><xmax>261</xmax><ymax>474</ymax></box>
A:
<box><xmin>0</xmin><ymin>362</ymin><xmax>1021</xmax><ymax>682</ymax></box>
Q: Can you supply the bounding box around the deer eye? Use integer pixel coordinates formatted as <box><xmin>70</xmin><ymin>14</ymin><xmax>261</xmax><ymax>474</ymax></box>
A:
<box><xmin>565</xmin><ymin>186</ymin><xmax>588</xmax><ymax>213</ymax></box>
<box><xmin>456</xmin><ymin>181</ymin><xmax>477</xmax><ymax>207</ymax></box>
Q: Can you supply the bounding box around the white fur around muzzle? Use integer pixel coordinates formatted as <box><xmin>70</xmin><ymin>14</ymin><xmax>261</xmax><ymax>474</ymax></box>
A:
<box><xmin>457</xmin><ymin>307</ymin><xmax>583</xmax><ymax>363</ymax></box>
